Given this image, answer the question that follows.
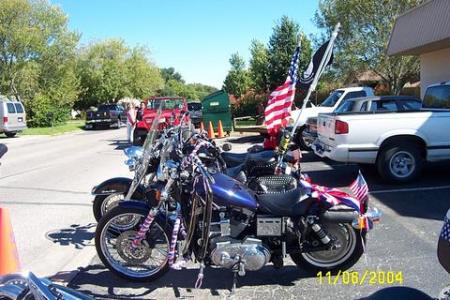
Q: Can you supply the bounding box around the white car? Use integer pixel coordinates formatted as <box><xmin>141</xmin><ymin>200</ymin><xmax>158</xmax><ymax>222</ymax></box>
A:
<box><xmin>290</xmin><ymin>86</ymin><xmax>374</xmax><ymax>149</ymax></box>
<box><xmin>313</xmin><ymin>82</ymin><xmax>450</xmax><ymax>183</ymax></box>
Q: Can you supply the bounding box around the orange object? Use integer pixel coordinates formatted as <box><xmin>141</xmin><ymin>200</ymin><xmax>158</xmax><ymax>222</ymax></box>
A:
<box><xmin>207</xmin><ymin>121</ymin><xmax>215</xmax><ymax>139</ymax></box>
<box><xmin>0</xmin><ymin>207</ymin><xmax>20</xmax><ymax>275</ymax></box>
<box><xmin>200</xmin><ymin>122</ymin><xmax>205</xmax><ymax>132</ymax></box>
<box><xmin>217</xmin><ymin>120</ymin><xmax>224</xmax><ymax>139</ymax></box>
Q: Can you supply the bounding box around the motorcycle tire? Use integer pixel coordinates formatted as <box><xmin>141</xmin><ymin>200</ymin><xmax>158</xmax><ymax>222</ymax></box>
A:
<box><xmin>93</xmin><ymin>193</ymin><xmax>148</xmax><ymax>222</ymax></box>
<box><xmin>290</xmin><ymin>223</ymin><xmax>365</xmax><ymax>274</ymax></box>
<box><xmin>95</xmin><ymin>206</ymin><xmax>172</xmax><ymax>282</ymax></box>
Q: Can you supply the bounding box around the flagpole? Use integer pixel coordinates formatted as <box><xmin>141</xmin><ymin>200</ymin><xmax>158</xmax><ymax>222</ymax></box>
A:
<box><xmin>290</xmin><ymin>22</ymin><xmax>341</xmax><ymax>137</ymax></box>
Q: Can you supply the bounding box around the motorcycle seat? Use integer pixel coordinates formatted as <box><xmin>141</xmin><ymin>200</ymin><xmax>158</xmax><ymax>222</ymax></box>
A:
<box><xmin>222</xmin><ymin>150</ymin><xmax>277</xmax><ymax>165</ymax></box>
<box><xmin>257</xmin><ymin>186</ymin><xmax>314</xmax><ymax>216</ymax></box>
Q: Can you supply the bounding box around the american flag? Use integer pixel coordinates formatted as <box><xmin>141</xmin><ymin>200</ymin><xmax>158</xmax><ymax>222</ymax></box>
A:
<box><xmin>349</xmin><ymin>170</ymin><xmax>369</xmax><ymax>203</ymax></box>
<box><xmin>264</xmin><ymin>45</ymin><xmax>300</xmax><ymax>135</ymax></box>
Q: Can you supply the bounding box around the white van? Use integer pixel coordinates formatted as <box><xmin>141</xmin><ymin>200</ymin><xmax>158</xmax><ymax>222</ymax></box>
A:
<box><xmin>0</xmin><ymin>96</ymin><xmax>27</xmax><ymax>137</ymax></box>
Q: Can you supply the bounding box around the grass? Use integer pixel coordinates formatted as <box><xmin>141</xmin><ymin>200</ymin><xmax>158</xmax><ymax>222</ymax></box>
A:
<box><xmin>22</xmin><ymin>120</ymin><xmax>85</xmax><ymax>136</ymax></box>
<box><xmin>235</xmin><ymin>119</ymin><xmax>258</xmax><ymax>126</ymax></box>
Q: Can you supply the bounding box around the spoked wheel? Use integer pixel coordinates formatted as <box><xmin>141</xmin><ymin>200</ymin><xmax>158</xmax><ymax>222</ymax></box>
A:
<box><xmin>290</xmin><ymin>223</ymin><xmax>365</xmax><ymax>274</ymax></box>
<box><xmin>93</xmin><ymin>193</ymin><xmax>125</xmax><ymax>222</ymax></box>
<box><xmin>95</xmin><ymin>206</ymin><xmax>171</xmax><ymax>281</ymax></box>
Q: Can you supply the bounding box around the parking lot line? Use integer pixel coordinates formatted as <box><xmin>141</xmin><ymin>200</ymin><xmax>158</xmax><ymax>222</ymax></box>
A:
<box><xmin>371</xmin><ymin>185</ymin><xmax>450</xmax><ymax>195</ymax></box>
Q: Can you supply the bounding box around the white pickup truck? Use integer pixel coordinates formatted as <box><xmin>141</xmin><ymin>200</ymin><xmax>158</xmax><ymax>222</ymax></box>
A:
<box><xmin>290</xmin><ymin>86</ymin><xmax>374</xmax><ymax>149</ymax></box>
<box><xmin>312</xmin><ymin>81</ymin><xmax>450</xmax><ymax>183</ymax></box>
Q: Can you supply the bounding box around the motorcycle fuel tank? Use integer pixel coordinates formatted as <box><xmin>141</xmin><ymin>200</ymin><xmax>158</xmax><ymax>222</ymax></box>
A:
<box><xmin>196</xmin><ymin>172</ymin><xmax>257</xmax><ymax>210</ymax></box>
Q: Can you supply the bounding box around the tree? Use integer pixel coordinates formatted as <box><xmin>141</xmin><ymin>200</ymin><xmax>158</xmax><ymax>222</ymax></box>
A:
<box><xmin>0</xmin><ymin>0</ymin><xmax>80</xmax><ymax>126</ymax></box>
<box><xmin>75</xmin><ymin>40</ymin><xmax>164</xmax><ymax>109</ymax></box>
<box><xmin>222</xmin><ymin>53</ymin><xmax>251</xmax><ymax>98</ymax></box>
<box><xmin>125</xmin><ymin>46</ymin><xmax>164</xmax><ymax>99</ymax></box>
<box><xmin>76</xmin><ymin>39</ymin><xmax>129</xmax><ymax>109</ymax></box>
<box><xmin>315</xmin><ymin>0</ymin><xmax>423</xmax><ymax>94</ymax></box>
<box><xmin>248</xmin><ymin>40</ymin><xmax>270</xmax><ymax>94</ymax></box>
<box><xmin>160</xmin><ymin>67</ymin><xmax>184</xmax><ymax>84</ymax></box>
<box><xmin>267</xmin><ymin>16</ymin><xmax>312</xmax><ymax>90</ymax></box>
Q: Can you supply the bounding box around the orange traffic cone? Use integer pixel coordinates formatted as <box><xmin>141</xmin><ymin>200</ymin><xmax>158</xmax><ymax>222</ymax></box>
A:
<box><xmin>200</xmin><ymin>122</ymin><xmax>205</xmax><ymax>132</ymax></box>
<box><xmin>0</xmin><ymin>207</ymin><xmax>20</xmax><ymax>275</ymax></box>
<box><xmin>217</xmin><ymin>120</ymin><xmax>224</xmax><ymax>139</ymax></box>
<box><xmin>207</xmin><ymin>121</ymin><xmax>215</xmax><ymax>139</ymax></box>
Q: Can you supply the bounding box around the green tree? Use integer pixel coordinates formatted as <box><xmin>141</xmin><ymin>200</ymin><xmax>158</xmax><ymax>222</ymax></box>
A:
<box><xmin>267</xmin><ymin>16</ymin><xmax>312</xmax><ymax>90</ymax></box>
<box><xmin>249</xmin><ymin>40</ymin><xmax>270</xmax><ymax>94</ymax></box>
<box><xmin>222</xmin><ymin>53</ymin><xmax>251</xmax><ymax>98</ymax></box>
<box><xmin>125</xmin><ymin>46</ymin><xmax>164</xmax><ymax>99</ymax></box>
<box><xmin>0</xmin><ymin>0</ymin><xmax>80</xmax><ymax>126</ymax></box>
<box><xmin>160</xmin><ymin>67</ymin><xmax>184</xmax><ymax>84</ymax></box>
<box><xmin>76</xmin><ymin>39</ymin><xmax>129</xmax><ymax>109</ymax></box>
<box><xmin>315</xmin><ymin>0</ymin><xmax>423</xmax><ymax>94</ymax></box>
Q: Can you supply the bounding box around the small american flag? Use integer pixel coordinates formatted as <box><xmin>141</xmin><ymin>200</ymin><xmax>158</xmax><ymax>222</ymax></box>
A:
<box><xmin>440</xmin><ymin>215</ymin><xmax>450</xmax><ymax>242</ymax></box>
<box><xmin>264</xmin><ymin>45</ymin><xmax>300</xmax><ymax>135</ymax></box>
<box><xmin>349</xmin><ymin>170</ymin><xmax>369</xmax><ymax>203</ymax></box>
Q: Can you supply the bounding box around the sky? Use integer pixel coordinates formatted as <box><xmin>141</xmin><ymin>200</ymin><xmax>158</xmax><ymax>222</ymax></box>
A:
<box><xmin>51</xmin><ymin>0</ymin><xmax>320</xmax><ymax>88</ymax></box>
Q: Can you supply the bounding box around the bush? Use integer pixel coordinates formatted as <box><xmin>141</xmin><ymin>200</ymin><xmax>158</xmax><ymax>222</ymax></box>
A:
<box><xmin>231</xmin><ymin>91</ymin><xmax>267</xmax><ymax>118</ymax></box>
<box><xmin>26</xmin><ymin>94</ymin><xmax>71</xmax><ymax>127</ymax></box>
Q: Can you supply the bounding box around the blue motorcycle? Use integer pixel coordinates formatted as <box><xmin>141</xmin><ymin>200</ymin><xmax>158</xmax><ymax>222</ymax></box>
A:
<box><xmin>95</xmin><ymin>129</ymin><xmax>380</xmax><ymax>288</ymax></box>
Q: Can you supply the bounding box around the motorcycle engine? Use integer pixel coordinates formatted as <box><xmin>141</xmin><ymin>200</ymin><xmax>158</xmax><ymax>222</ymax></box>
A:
<box><xmin>210</xmin><ymin>237</ymin><xmax>270</xmax><ymax>271</ymax></box>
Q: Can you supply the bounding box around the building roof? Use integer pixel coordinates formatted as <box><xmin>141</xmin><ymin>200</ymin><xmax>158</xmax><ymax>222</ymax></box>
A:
<box><xmin>387</xmin><ymin>0</ymin><xmax>450</xmax><ymax>56</ymax></box>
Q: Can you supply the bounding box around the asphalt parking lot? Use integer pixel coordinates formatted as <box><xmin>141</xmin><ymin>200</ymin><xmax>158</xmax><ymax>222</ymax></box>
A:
<box><xmin>67</xmin><ymin>134</ymin><xmax>450</xmax><ymax>300</ymax></box>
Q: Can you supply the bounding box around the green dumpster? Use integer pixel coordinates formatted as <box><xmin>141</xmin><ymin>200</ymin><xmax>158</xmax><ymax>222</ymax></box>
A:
<box><xmin>202</xmin><ymin>90</ymin><xmax>233</xmax><ymax>133</ymax></box>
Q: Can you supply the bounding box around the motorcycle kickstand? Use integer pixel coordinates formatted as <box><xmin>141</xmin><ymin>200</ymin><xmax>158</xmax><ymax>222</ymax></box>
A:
<box><xmin>230</xmin><ymin>257</ymin><xmax>245</xmax><ymax>296</ymax></box>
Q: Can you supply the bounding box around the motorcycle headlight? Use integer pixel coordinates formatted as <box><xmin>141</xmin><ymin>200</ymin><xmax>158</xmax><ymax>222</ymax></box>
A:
<box><xmin>124</xmin><ymin>159</ymin><xmax>136</xmax><ymax>171</ymax></box>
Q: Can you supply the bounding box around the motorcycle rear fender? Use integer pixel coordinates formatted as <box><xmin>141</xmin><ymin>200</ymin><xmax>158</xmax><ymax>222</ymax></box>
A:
<box><xmin>91</xmin><ymin>177</ymin><xmax>146</xmax><ymax>199</ymax></box>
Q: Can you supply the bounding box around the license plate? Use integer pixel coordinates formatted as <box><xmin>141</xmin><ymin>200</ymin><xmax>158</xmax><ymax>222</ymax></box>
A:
<box><xmin>18</xmin><ymin>117</ymin><xmax>23</xmax><ymax>122</ymax></box>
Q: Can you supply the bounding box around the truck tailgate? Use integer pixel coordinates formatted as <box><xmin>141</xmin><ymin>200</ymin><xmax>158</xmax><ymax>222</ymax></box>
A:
<box><xmin>317</xmin><ymin>113</ymin><xmax>336</xmax><ymax>146</ymax></box>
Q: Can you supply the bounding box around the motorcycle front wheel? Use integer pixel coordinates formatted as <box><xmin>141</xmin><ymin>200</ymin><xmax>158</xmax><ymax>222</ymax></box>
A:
<box><xmin>95</xmin><ymin>206</ymin><xmax>171</xmax><ymax>282</ymax></box>
<box><xmin>290</xmin><ymin>223</ymin><xmax>365</xmax><ymax>274</ymax></box>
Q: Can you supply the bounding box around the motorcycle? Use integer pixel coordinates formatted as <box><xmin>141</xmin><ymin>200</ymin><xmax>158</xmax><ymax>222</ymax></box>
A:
<box><xmin>95</xmin><ymin>124</ymin><xmax>380</xmax><ymax>291</ymax></box>
<box><xmin>0</xmin><ymin>272</ymin><xmax>93</xmax><ymax>300</ymax></box>
<box><xmin>91</xmin><ymin>113</ymin><xmax>301</xmax><ymax>221</ymax></box>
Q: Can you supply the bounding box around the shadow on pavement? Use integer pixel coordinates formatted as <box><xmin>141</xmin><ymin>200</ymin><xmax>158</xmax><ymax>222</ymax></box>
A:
<box><xmin>69</xmin><ymin>264</ymin><xmax>311</xmax><ymax>299</ymax></box>
<box><xmin>301</xmin><ymin>152</ymin><xmax>450</xmax><ymax>221</ymax></box>
<box><xmin>107</xmin><ymin>139</ymin><xmax>131</xmax><ymax>150</ymax></box>
<box><xmin>46</xmin><ymin>223</ymin><xmax>96</xmax><ymax>249</ymax></box>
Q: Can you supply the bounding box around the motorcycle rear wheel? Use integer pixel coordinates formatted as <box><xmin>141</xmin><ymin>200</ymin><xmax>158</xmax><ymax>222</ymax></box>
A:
<box><xmin>95</xmin><ymin>206</ymin><xmax>172</xmax><ymax>281</ymax></box>
<box><xmin>290</xmin><ymin>223</ymin><xmax>365</xmax><ymax>274</ymax></box>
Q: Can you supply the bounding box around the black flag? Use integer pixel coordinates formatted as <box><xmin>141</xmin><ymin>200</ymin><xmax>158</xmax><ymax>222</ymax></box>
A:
<box><xmin>298</xmin><ymin>40</ymin><xmax>334</xmax><ymax>92</ymax></box>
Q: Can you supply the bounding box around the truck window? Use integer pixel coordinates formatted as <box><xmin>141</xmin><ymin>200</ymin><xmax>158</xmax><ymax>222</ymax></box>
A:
<box><xmin>342</xmin><ymin>91</ymin><xmax>366</xmax><ymax>100</ymax></box>
<box><xmin>188</xmin><ymin>103</ymin><xmax>202</xmax><ymax>111</ymax></box>
<box><xmin>98</xmin><ymin>104</ymin><xmax>116</xmax><ymax>111</ymax></box>
<box><xmin>370</xmin><ymin>100</ymin><xmax>398</xmax><ymax>112</ymax></box>
<box><xmin>334</xmin><ymin>100</ymin><xmax>355</xmax><ymax>113</ymax></box>
<box><xmin>423</xmin><ymin>85</ymin><xmax>450</xmax><ymax>108</ymax></box>
<box><xmin>7</xmin><ymin>103</ymin><xmax>16</xmax><ymax>114</ymax></box>
<box><xmin>398</xmin><ymin>100</ymin><xmax>422</xmax><ymax>111</ymax></box>
<box><xmin>320</xmin><ymin>90</ymin><xmax>344</xmax><ymax>107</ymax></box>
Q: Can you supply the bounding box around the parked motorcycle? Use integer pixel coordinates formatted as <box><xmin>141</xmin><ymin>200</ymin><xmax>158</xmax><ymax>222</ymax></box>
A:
<box><xmin>91</xmin><ymin>115</ymin><xmax>301</xmax><ymax>221</ymax></box>
<box><xmin>0</xmin><ymin>272</ymin><xmax>93</xmax><ymax>300</ymax></box>
<box><xmin>95</xmin><ymin>124</ymin><xmax>380</xmax><ymax>291</ymax></box>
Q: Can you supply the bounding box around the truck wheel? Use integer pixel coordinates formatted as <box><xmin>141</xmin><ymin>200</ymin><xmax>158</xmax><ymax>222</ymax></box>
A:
<box><xmin>295</xmin><ymin>126</ymin><xmax>311</xmax><ymax>151</ymax></box>
<box><xmin>5</xmin><ymin>132</ymin><xmax>16</xmax><ymax>138</ymax></box>
<box><xmin>377</xmin><ymin>142</ymin><xmax>423</xmax><ymax>183</ymax></box>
